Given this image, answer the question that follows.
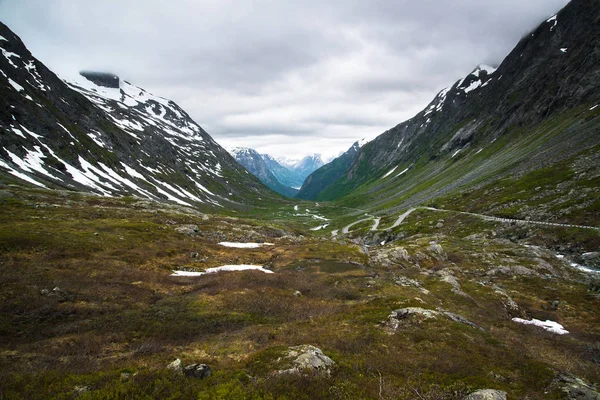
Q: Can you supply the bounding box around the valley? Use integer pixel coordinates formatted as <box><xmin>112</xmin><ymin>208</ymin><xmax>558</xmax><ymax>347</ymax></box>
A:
<box><xmin>1</xmin><ymin>0</ymin><xmax>600</xmax><ymax>398</ymax></box>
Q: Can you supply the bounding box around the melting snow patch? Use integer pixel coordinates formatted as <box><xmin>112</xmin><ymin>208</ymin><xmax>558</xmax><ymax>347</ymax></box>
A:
<box><xmin>590</xmin><ymin>105</ymin><xmax>598</xmax><ymax>111</ymax></box>
<box><xmin>1</xmin><ymin>49</ymin><xmax>20</xmax><ymax>68</ymax></box>
<box><xmin>512</xmin><ymin>317</ymin><xmax>568</xmax><ymax>335</ymax></box>
<box><xmin>8</xmin><ymin>78</ymin><xmax>24</xmax><ymax>92</ymax></box>
<box><xmin>170</xmin><ymin>265</ymin><xmax>273</xmax><ymax>276</ymax></box>
<box><xmin>0</xmin><ymin>35</ymin><xmax>7</xmax><ymax>42</ymax></box>
<box><xmin>382</xmin><ymin>166</ymin><xmax>398</xmax><ymax>179</ymax></box>
<box><xmin>451</xmin><ymin>149</ymin><xmax>461</xmax><ymax>158</ymax></box>
<box><xmin>311</xmin><ymin>224</ymin><xmax>329</xmax><ymax>231</ymax></box>
<box><xmin>395</xmin><ymin>167</ymin><xmax>410</xmax><ymax>178</ymax></box>
<box><xmin>475</xmin><ymin>148</ymin><xmax>483</xmax><ymax>155</ymax></box>
<box><xmin>218</xmin><ymin>242</ymin><xmax>274</xmax><ymax>248</ymax></box>
<box><xmin>570</xmin><ymin>262</ymin><xmax>600</xmax><ymax>274</ymax></box>
<box><xmin>560</xmin><ymin>48</ymin><xmax>568</xmax><ymax>53</ymax></box>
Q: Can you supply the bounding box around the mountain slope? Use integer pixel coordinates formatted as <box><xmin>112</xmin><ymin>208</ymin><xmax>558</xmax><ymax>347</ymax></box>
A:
<box><xmin>261</xmin><ymin>153</ymin><xmax>304</xmax><ymax>189</ymax></box>
<box><xmin>296</xmin><ymin>140</ymin><xmax>363</xmax><ymax>200</ymax></box>
<box><xmin>0</xmin><ymin>22</ymin><xmax>278</xmax><ymax>210</ymax></box>
<box><xmin>302</xmin><ymin>0</ymin><xmax>600</xmax><ymax>224</ymax></box>
<box><xmin>229</xmin><ymin>147</ymin><xmax>298</xmax><ymax>197</ymax></box>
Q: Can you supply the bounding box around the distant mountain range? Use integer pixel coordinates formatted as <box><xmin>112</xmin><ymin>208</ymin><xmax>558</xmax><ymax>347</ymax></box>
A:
<box><xmin>228</xmin><ymin>148</ymin><xmax>324</xmax><ymax>197</ymax></box>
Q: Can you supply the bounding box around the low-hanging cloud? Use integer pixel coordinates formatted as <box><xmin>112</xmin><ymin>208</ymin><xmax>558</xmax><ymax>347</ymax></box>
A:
<box><xmin>0</xmin><ymin>0</ymin><xmax>570</xmax><ymax>159</ymax></box>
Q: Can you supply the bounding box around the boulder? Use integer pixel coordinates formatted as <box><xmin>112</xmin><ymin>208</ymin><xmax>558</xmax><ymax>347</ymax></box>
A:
<box><xmin>166</xmin><ymin>358</ymin><xmax>183</xmax><ymax>373</ymax></box>
<box><xmin>463</xmin><ymin>389</ymin><xmax>507</xmax><ymax>400</ymax></box>
<box><xmin>276</xmin><ymin>345</ymin><xmax>335</xmax><ymax>376</ymax></box>
<box><xmin>175</xmin><ymin>225</ymin><xmax>200</xmax><ymax>236</ymax></box>
<box><xmin>554</xmin><ymin>374</ymin><xmax>600</xmax><ymax>400</ymax></box>
<box><xmin>184</xmin><ymin>363</ymin><xmax>212</xmax><ymax>379</ymax></box>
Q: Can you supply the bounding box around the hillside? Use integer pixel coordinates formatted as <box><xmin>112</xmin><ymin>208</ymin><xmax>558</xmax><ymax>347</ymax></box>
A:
<box><xmin>0</xmin><ymin>22</ymin><xmax>278</xmax><ymax>211</ymax></box>
<box><xmin>1</xmin><ymin>1</ymin><xmax>600</xmax><ymax>399</ymax></box>
<box><xmin>301</xmin><ymin>0</ymin><xmax>600</xmax><ymax>227</ymax></box>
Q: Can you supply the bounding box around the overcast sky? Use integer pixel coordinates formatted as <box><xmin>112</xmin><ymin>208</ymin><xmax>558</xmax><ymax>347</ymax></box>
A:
<box><xmin>0</xmin><ymin>0</ymin><xmax>569</xmax><ymax>160</ymax></box>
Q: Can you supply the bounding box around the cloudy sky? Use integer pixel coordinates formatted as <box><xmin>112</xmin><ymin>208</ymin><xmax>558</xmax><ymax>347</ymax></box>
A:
<box><xmin>1</xmin><ymin>0</ymin><xmax>569</xmax><ymax>160</ymax></box>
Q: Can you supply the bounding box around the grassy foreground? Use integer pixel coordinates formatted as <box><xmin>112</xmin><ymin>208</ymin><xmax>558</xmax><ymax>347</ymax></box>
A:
<box><xmin>0</xmin><ymin>186</ymin><xmax>599</xmax><ymax>399</ymax></box>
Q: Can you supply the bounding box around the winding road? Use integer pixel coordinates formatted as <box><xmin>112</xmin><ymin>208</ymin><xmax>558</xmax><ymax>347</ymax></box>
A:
<box><xmin>337</xmin><ymin>206</ymin><xmax>599</xmax><ymax>235</ymax></box>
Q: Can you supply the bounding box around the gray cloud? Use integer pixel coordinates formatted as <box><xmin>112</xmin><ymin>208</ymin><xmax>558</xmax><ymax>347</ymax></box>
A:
<box><xmin>0</xmin><ymin>0</ymin><xmax>569</xmax><ymax>159</ymax></box>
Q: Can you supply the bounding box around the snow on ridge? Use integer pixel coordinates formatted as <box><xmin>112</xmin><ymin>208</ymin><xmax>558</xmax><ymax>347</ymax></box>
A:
<box><xmin>546</xmin><ymin>15</ymin><xmax>558</xmax><ymax>31</ymax></box>
<box><xmin>0</xmin><ymin>35</ymin><xmax>8</xmax><ymax>42</ymax></box>
<box><xmin>357</xmin><ymin>137</ymin><xmax>369</xmax><ymax>147</ymax></box>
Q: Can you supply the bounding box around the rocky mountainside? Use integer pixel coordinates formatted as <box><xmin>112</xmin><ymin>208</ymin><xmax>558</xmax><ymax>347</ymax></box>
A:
<box><xmin>0</xmin><ymin>22</ymin><xmax>278</xmax><ymax>210</ymax></box>
<box><xmin>301</xmin><ymin>0</ymin><xmax>600</xmax><ymax>224</ymax></box>
<box><xmin>228</xmin><ymin>147</ymin><xmax>298</xmax><ymax>197</ymax></box>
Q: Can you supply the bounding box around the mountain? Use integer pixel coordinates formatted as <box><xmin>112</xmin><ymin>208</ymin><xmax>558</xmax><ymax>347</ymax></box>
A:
<box><xmin>228</xmin><ymin>147</ymin><xmax>298</xmax><ymax>197</ymax></box>
<box><xmin>297</xmin><ymin>139</ymin><xmax>368</xmax><ymax>200</ymax></box>
<box><xmin>300</xmin><ymin>0</ymin><xmax>600</xmax><ymax>225</ymax></box>
<box><xmin>292</xmin><ymin>154</ymin><xmax>324</xmax><ymax>183</ymax></box>
<box><xmin>258</xmin><ymin>153</ymin><xmax>301</xmax><ymax>189</ymax></box>
<box><xmin>0</xmin><ymin>22</ymin><xmax>278</xmax><ymax>210</ymax></box>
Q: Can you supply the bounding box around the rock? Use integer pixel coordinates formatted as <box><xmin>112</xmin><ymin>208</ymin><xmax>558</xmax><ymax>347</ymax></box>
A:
<box><xmin>175</xmin><ymin>225</ymin><xmax>200</xmax><ymax>236</ymax></box>
<box><xmin>183</xmin><ymin>363</ymin><xmax>212</xmax><ymax>379</ymax></box>
<box><xmin>463</xmin><ymin>389</ymin><xmax>507</xmax><ymax>400</ymax></box>
<box><xmin>384</xmin><ymin>307</ymin><xmax>481</xmax><ymax>332</ymax></box>
<box><xmin>554</xmin><ymin>374</ymin><xmax>600</xmax><ymax>400</ymax></box>
<box><xmin>436</xmin><ymin>222</ymin><xmax>444</xmax><ymax>229</ymax></box>
<box><xmin>581</xmin><ymin>252</ymin><xmax>600</xmax><ymax>268</ymax></box>
<box><xmin>166</xmin><ymin>358</ymin><xmax>183</xmax><ymax>373</ymax></box>
<box><xmin>288</xmin><ymin>345</ymin><xmax>335</xmax><ymax>374</ymax></box>
<box><xmin>428</xmin><ymin>242</ymin><xmax>447</xmax><ymax>261</ymax></box>
<box><xmin>73</xmin><ymin>385</ymin><xmax>91</xmax><ymax>396</ymax></box>
<box><xmin>443</xmin><ymin>311</ymin><xmax>481</xmax><ymax>330</ymax></box>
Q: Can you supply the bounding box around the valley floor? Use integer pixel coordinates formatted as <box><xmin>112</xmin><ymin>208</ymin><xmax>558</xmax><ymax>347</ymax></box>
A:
<box><xmin>0</xmin><ymin>186</ymin><xmax>599</xmax><ymax>399</ymax></box>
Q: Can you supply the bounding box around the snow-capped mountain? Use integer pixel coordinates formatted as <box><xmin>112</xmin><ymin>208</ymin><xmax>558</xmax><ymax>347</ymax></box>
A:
<box><xmin>0</xmin><ymin>21</ymin><xmax>276</xmax><ymax>209</ymax></box>
<box><xmin>292</xmin><ymin>154</ymin><xmax>324</xmax><ymax>182</ymax></box>
<box><xmin>228</xmin><ymin>147</ymin><xmax>297</xmax><ymax>197</ymax></box>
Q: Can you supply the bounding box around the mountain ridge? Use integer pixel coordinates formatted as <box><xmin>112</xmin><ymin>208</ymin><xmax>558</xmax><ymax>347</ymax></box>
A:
<box><xmin>0</xmin><ymin>21</ymin><xmax>278</xmax><ymax>210</ymax></box>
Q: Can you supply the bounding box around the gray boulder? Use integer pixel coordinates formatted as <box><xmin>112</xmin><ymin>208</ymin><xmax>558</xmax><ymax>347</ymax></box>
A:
<box><xmin>184</xmin><ymin>363</ymin><xmax>212</xmax><ymax>379</ymax></box>
<box><xmin>175</xmin><ymin>225</ymin><xmax>200</xmax><ymax>236</ymax></box>
<box><xmin>276</xmin><ymin>345</ymin><xmax>335</xmax><ymax>376</ymax></box>
<box><xmin>555</xmin><ymin>374</ymin><xmax>600</xmax><ymax>400</ymax></box>
<box><xmin>463</xmin><ymin>389</ymin><xmax>507</xmax><ymax>400</ymax></box>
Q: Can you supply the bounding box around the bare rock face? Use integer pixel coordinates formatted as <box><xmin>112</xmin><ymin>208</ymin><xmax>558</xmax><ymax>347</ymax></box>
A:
<box><xmin>554</xmin><ymin>374</ymin><xmax>600</xmax><ymax>400</ymax></box>
<box><xmin>463</xmin><ymin>389</ymin><xmax>507</xmax><ymax>400</ymax></box>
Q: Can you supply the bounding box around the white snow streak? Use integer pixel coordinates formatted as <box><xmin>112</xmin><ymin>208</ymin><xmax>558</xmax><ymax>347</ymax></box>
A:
<box><xmin>512</xmin><ymin>317</ymin><xmax>568</xmax><ymax>335</ymax></box>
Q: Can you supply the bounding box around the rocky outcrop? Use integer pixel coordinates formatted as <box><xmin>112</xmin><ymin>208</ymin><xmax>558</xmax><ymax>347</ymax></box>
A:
<box><xmin>383</xmin><ymin>307</ymin><xmax>481</xmax><ymax>332</ymax></box>
<box><xmin>463</xmin><ymin>389</ymin><xmax>507</xmax><ymax>400</ymax></box>
<box><xmin>275</xmin><ymin>345</ymin><xmax>335</xmax><ymax>376</ymax></box>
